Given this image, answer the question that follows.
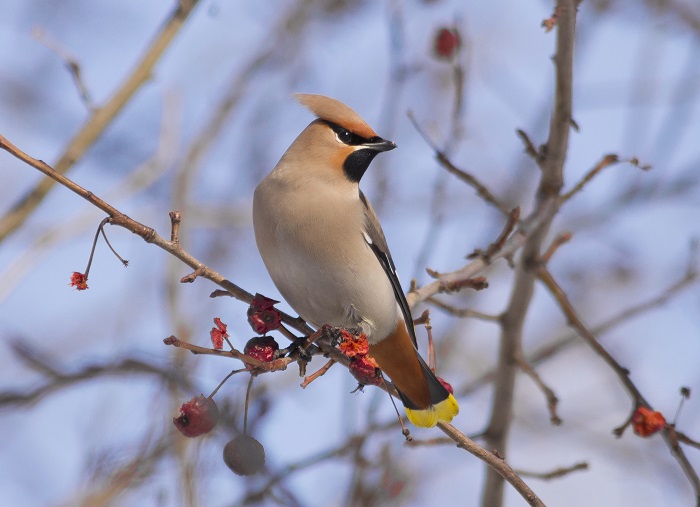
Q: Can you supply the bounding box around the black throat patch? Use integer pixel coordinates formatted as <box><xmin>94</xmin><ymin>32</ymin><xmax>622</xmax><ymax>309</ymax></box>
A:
<box><xmin>343</xmin><ymin>149</ymin><xmax>380</xmax><ymax>182</ymax></box>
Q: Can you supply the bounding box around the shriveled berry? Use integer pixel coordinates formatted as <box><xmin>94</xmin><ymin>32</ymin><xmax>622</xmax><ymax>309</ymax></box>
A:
<box><xmin>338</xmin><ymin>329</ymin><xmax>369</xmax><ymax>358</ymax></box>
<box><xmin>248</xmin><ymin>309</ymin><xmax>282</xmax><ymax>335</ymax></box>
<box><xmin>69</xmin><ymin>271</ymin><xmax>88</xmax><ymax>291</ymax></box>
<box><xmin>210</xmin><ymin>317</ymin><xmax>229</xmax><ymax>350</ymax></box>
<box><xmin>349</xmin><ymin>356</ymin><xmax>382</xmax><ymax>386</ymax></box>
<box><xmin>247</xmin><ymin>295</ymin><xmax>282</xmax><ymax>334</ymax></box>
<box><xmin>632</xmin><ymin>407</ymin><xmax>666</xmax><ymax>437</ymax></box>
<box><xmin>249</xmin><ymin>293</ymin><xmax>279</xmax><ymax>311</ymax></box>
<box><xmin>173</xmin><ymin>395</ymin><xmax>219</xmax><ymax>438</ymax></box>
<box><xmin>223</xmin><ymin>434</ymin><xmax>266</xmax><ymax>475</ymax></box>
<box><xmin>244</xmin><ymin>336</ymin><xmax>280</xmax><ymax>362</ymax></box>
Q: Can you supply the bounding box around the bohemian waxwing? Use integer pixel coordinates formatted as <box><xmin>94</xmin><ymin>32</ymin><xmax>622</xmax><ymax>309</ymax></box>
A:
<box><xmin>252</xmin><ymin>93</ymin><xmax>459</xmax><ymax>427</ymax></box>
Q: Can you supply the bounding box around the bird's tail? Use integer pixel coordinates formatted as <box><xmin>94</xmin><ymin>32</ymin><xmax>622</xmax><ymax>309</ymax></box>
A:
<box><xmin>369</xmin><ymin>323</ymin><xmax>459</xmax><ymax>428</ymax></box>
<box><xmin>398</xmin><ymin>354</ymin><xmax>459</xmax><ymax>428</ymax></box>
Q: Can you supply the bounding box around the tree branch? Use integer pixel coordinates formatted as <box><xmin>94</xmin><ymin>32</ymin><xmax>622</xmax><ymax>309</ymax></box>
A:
<box><xmin>535</xmin><ymin>265</ymin><xmax>700</xmax><ymax>500</ymax></box>
<box><xmin>438</xmin><ymin>423</ymin><xmax>546</xmax><ymax>507</ymax></box>
<box><xmin>481</xmin><ymin>2</ymin><xmax>577</xmax><ymax>505</ymax></box>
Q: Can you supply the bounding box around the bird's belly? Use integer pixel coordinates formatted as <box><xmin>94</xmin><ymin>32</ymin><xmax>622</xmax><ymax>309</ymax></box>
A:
<box><xmin>265</xmin><ymin>236</ymin><xmax>399</xmax><ymax>342</ymax></box>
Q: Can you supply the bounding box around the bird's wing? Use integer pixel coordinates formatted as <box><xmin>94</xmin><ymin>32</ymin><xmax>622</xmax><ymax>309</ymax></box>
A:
<box><xmin>359</xmin><ymin>190</ymin><xmax>418</xmax><ymax>348</ymax></box>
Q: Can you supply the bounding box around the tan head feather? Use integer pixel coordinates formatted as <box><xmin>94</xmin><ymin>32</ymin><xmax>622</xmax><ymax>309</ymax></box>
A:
<box><xmin>294</xmin><ymin>93</ymin><xmax>378</xmax><ymax>139</ymax></box>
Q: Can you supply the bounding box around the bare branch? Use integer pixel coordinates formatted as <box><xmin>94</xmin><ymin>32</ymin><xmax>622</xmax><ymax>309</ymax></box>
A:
<box><xmin>468</xmin><ymin>207</ymin><xmax>521</xmax><ymax>262</ymax></box>
<box><xmin>516</xmin><ymin>129</ymin><xmax>539</xmax><ymax>161</ymax></box>
<box><xmin>300</xmin><ymin>359</ymin><xmax>336</xmax><ymax>388</ymax></box>
<box><xmin>427</xmin><ymin>297</ymin><xmax>501</xmax><ymax>322</ymax></box>
<box><xmin>162</xmin><ymin>335</ymin><xmax>293</xmax><ymax>373</ymax></box>
<box><xmin>560</xmin><ymin>154</ymin><xmax>650</xmax><ymax>203</ymax></box>
<box><xmin>408</xmin><ymin>202</ymin><xmax>555</xmax><ymax>308</ymax></box>
<box><xmin>536</xmin><ymin>265</ymin><xmax>700</xmax><ymax>499</ymax></box>
<box><xmin>438</xmin><ymin>423</ymin><xmax>546</xmax><ymax>507</ymax></box>
<box><xmin>515</xmin><ymin>462</ymin><xmax>588</xmax><ymax>480</ymax></box>
<box><xmin>32</xmin><ymin>27</ymin><xmax>96</xmax><ymax>110</ymax></box>
<box><xmin>408</xmin><ymin>112</ymin><xmax>511</xmax><ymax>216</ymax></box>
<box><xmin>0</xmin><ymin>349</ymin><xmax>190</xmax><ymax>409</ymax></box>
<box><xmin>515</xmin><ymin>354</ymin><xmax>562</xmax><ymax>425</ymax></box>
<box><xmin>540</xmin><ymin>231</ymin><xmax>572</xmax><ymax>264</ymax></box>
<box><xmin>482</xmin><ymin>2</ymin><xmax>577</xmax><ymax>504</ymax></box>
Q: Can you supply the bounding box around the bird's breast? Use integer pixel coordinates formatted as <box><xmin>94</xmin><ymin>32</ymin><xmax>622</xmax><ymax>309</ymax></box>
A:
<box><xmin>253</xmin><ymin>177</ymin><xmax>399</xmax><ymax>342</ymax></box>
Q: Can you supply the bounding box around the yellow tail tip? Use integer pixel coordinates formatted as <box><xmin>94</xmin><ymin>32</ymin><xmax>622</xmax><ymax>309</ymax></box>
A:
<box><xmin>405</xmin><ymin>394</ymin><xmax>459</xmax><ymax>428</ymax></box>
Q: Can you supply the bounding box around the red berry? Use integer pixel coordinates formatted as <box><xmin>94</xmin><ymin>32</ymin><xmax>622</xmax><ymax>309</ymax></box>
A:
<box><xmin>173</xmin><ymin>395</ymin><xmax>219</xmax><ymax>438</ymax></box>
<box><xmin>433</xmin><ymin>27</ymin><xmax>461</xmax><ymax>60</ymax></box>
<box><xmin>438</xmin><ymin>376</ymin><xmax>454</xmax><ymax>394</ymax></box>
<box><xmin>632</xmin><ymin>407</ymin><xmax>666</xmax><ymax>437</ymax></box>
<box><xmin>349</xmin><ymin>356</ymin><xmax>382</xmax><ymax>386</ymax></box>
<box><xmin>69</xmin><ymin>271</ymin><xmax>88</xmax><ymax>291</ymax></box>
<box><xmin>223</xmin><ymin>434</ymin><xmax>266</xmax><ymax>475</ymax></box>
<box><xmin>244</xmin><ymin>336</ymin><xmax>280</xmax><ymax>362</ymax></box>
<box><xmin>247</xmin><ymin>295</ymin><xmax>282</xmax><ymax>334</ymax></box>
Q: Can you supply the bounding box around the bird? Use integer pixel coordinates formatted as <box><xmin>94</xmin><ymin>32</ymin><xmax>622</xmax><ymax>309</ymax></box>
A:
<box><xmin>252</xmin><ymin>93</ymin><xmax>459</xmax><ymax>427</ymax></box>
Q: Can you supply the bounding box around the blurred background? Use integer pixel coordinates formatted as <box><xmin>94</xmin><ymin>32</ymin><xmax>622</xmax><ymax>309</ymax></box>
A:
<box><xmin>1</xmin><ymin>0</ymin><xmax>699</xmax><ymax>505</ymax></box>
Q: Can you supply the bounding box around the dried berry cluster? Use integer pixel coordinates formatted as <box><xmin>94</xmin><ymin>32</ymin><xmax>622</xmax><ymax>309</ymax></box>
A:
<box><xmin>338</xmin><ymin>329</ymin><xmax>383</xmax><ymax>387</ymax></box>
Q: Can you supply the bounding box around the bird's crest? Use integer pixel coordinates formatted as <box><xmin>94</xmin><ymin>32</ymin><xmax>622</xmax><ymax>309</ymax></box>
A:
<box><xmin>294</xmin><ymin>93</ymin><xmax>378</xmax><ymax>139</ymax></box>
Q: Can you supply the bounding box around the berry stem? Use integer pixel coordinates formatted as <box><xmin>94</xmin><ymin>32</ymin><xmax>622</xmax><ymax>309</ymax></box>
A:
<box><xmin>244</xmin><ymin>374</ymin><xmax>254</xmax><ymax>436</ymax></box>
<box><xmin>209</xmin><ymin>368</ymin><xmax>246</xmax><ymax>399</ymax></box>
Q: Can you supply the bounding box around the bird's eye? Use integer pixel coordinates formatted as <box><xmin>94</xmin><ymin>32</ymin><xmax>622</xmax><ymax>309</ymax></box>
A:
<box><xmin>337</xmin><ymin>129</ymin><xmax>353</xmax><ymax>144</ymax></box>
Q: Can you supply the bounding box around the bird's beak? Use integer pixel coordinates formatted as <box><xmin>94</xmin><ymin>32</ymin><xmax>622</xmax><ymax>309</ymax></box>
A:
<box><xmin>364</xmin><ymin>138</ymin><xmax>397</xmax><ymax>152</ymax></box>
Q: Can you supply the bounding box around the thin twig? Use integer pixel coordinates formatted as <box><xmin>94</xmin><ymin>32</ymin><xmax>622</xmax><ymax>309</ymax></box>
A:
<box><xmin>515</xmin><ymin>354</ymin><xmax>562</xmax><ymax>425</ymax></box>
<box><xmin>560</xmin><ymin>154</ymin><xmax>620</xmax><ymax>202</ymax></box>
<box><xmin>427</xmin><ymin>297</ymin><xmax>502</xmax><ymax>322</ymax></box>
<box><xmin>536</xmin><ymin>267</ymin><xmax>646</xmax><ymax>403</ymax></box>
<box><xmin>468</xmin><ymin>207</ymin><xmax>521</xmax><ymax>262</ymax></box>
<box><xmin>300</xmin><ymin>359</ymin><xmax>335</xmax><ymax>388</ymax></box>
<box><xmin>83</xmin><ymin>218</ymin><xmax>110</xmax><ymax>278</ymax></box>
<box><xmin>540</xmin><ymin>232</ymin><xmax>572</xmax><ymax>264</ymax></box>
<box><xmin>0</xmin><ymin>90</ymin><xmax>179</xmax><ymax>302</ymax></box>
<box><xmin>560</xmin><ymin>154</ymin><xmax>650</xmax><ymax>203</ymax></box>
<box><xmin>408</xmin><ymin>111</ymin><xmax>511</xmax><ymax>217</ymax></box>
<box><xmin>516</xmin><ymin>129</ymin><xmax>540</xmax><ymax>162</ymax></box>
<box><xmin>32</xmin><ymin>27</ymin><xmax>95</xmax><ymax>110</ymax></box>
<box><xmin>406</xmin><ymin>437</ymin><xmax>455</xmax><ymax>447</ymax></box>
<box><xmin>162</xmin><ymin>336</ymin><xmax>292</xmax><ymax>373</ymax></box>
<box><xmin>515</xmin><ymin>462</ymin><xmax>588</xmax><ymax>480</ymax></box>
<box><xmin>407</xmin><ymin>200</ymin><xmax>556</xmax><ymax>309</ymax></box>
<box><xmin>676</xmin><ymin>431</ymin><xmax>700</xmax><ymax>451</ymax></box>
<box><xmin>0</xmin><ymin>352</ymin><xmax>191</xmax><ymax>409</ymax></box>
<box><xmin>525</xmin><ymin>266</ymin><xmax>697</xmax><ymax>370</ymax></box>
